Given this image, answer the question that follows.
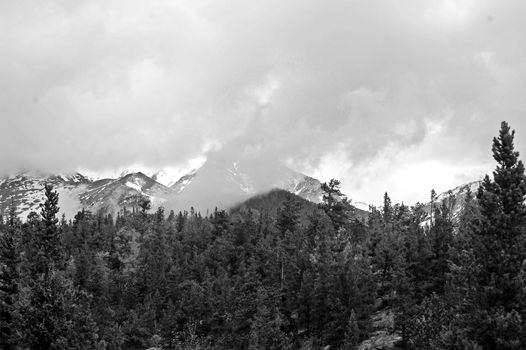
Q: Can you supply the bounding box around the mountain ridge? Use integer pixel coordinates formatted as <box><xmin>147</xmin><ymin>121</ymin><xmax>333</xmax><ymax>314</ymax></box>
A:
<box><xmin>0</xmin><ymin>160</ymin><xmax>325</xmax><ymax>220</ymax></box>
<box><xmin>1</xmin><ymin>162</ymin><xmax>484</xmax><ymax>223</ymax></box>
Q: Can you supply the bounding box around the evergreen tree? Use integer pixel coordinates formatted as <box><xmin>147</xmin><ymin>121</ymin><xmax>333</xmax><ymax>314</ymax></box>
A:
<box><xmin>19</xmin><ymin>269</ymin><xmax>100</xmax><ymax>349</ymax></box>
<box><xmin>427</xmin><ymin>202</ymin><xmax>454</xmax><ymax>294</ymax></box>
<box><xmin>442</xmin><ymin>121</ymin><xmax>526</xmax><ymax>349</ymax></box>
<box><xmin>38</xmin><ymin>184</ymin><xmax>63</xmax><ymax>274</ymax></box>
<box><xmin>276</xmin><ymin>193</ymin><xmax>301</xmax><ymax>236</ymax></box>
<box><xmin>19</xmin><ymin>185</ymin><xmax>100</xmax><ymax>349</ymax></box>
<box><xmin>429</xmin><ymin>189</ymin><xmax>437</xmax><ymax>226</ymax></box>
<box><xmin>167</xmin><ymin>209</ymin><xmax>176</xmax><ymax>222</ymax></box>
<box><xmin>8</xmin><ymin>198</ymin><xmax>19</xmax><ymax>228</ymax></box>
<box><xmin>248</xmin><ymin>287</ymin><xmax>287</xmax><ymax>350</ymax></box>
<box><xmin>469</xmin><ymin>121</ymin><xmax>526</xmax><ymax>348</ymax></box>
<box><xmin>0</xmin><ymin>221</ymin><xmax>21</xmax><ymax>349</ymax></box>
<box><xmin>319</xmin><ymin>179</ymin><xmax>353</xmax><ymax>231</ymax></box>
<box><xmin>138</xmin><ymin>196</ymin><xmax>151</xmax><ymax>215</ymax></box>
<box><xmin>383</xmin><ymin>192</ymin><xmax>393</xmax><ymax>223</ymax></box>
<box><xmin>342</xmin><ymin>309</ymin><xmax>360</xmax><ymax>349</ymax></box>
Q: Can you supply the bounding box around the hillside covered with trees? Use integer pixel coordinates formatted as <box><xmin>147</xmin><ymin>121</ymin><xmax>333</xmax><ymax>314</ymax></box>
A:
<box><xmin>1</xmin><ymin>121</ymin><xmax>526</xmax><ymax>349</ymax></box>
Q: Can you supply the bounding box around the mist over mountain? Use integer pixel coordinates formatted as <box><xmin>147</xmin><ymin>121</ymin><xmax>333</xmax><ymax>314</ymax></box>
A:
<box><xmin>0</xmin><ymin>158</ymin><xmax>325</xmax><ymax>220</ymax></box>
<box><xmin>165</xmin><ymin>156</ymin><xmax>324</xmax><ymax>213</ymax></box>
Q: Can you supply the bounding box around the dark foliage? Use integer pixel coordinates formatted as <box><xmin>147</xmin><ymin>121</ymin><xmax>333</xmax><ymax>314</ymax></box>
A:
<box><xmin>0</xmin><ymin>121</ymin><xmax>525</xmax><ymax>349</ymax></box>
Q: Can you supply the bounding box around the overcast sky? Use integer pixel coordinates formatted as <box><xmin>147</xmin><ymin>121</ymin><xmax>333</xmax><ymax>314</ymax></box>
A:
<box><xmin>2</xmin><ymin>0</ymin><xmax>526</xmax><ymax>205</ymax></box>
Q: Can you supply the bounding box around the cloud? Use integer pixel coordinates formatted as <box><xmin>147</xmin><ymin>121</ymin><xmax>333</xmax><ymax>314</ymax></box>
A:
<box><xmin>1</xmin><ymin>0</ymin><xmax>526</xmax><ymax>204</ymax></box>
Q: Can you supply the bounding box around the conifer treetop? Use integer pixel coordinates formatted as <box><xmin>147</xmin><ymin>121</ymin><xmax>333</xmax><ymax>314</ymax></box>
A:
<box><xmin>40</xmin><ymin>183</ymin><xmax>60</xmax><ymax>227</ymax></box>
<box><xmin>482</xmin><ymin>121</ymin><xmax>526</xmax><ymax>221</ymax></box>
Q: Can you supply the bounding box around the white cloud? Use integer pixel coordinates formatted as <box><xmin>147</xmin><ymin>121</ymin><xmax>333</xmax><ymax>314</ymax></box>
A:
<box><xmin>1</xmin><ymin>0</ymin><xmax>526</xmax><ymax>204</ymax></box>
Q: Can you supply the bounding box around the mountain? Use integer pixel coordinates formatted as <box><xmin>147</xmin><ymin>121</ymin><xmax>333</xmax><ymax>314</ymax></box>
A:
<box><xmin>0</xmin><ymin>159</ymin><xmax>326</xmax><ymax>220</ymax></box>
<box><xmin>165</xmin><ymin>158</ymin><xmax>325</xmax><ymax>212</ymax></box>
<box><xmin>0</xmin><ymin>171</ymin><xmax>92</xmax><ymax>219</ymax></box>
<box><xmin>78</xmin><ymin>172</ymin><xmax>174</xmax><ymax>215</ymax></box>
<box><xmin>231</xmin><ymin>188</ymin><xmax>370</xmax><ymax>225</ymax></box>
<box><xmin>230</xmin><ymin>189</ymin><xmax>322</xmax><ymax>226</ymax></box>
<box><xmin>0</xmin><ymin>171</ymin><xmax>176</xmax><ymax>219</ymax></box>
<box><xmin>1</xmin><ymin>160</ymin><xmax>487</xmax><ymax>224</ymax></box>
<box><xmin>422</xmin><ymin>179</ymin><xmax>482</xmax><ymax>226</ymax></box>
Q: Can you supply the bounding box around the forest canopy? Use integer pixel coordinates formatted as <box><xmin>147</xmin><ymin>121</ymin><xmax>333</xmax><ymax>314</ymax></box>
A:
<box><xmin>1</xmin><ymin>121</ymin><xmax>526</xmax><ymax>349</ymax></box>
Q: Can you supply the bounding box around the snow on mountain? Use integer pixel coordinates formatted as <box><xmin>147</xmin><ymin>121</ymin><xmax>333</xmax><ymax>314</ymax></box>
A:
<box><xmin>57</xmin><ymin>173</ymin><xmax>89</xmax><ymax>183</ymax></box>
<box><xmin>150</xmin><ymin>169</ymin><xmax>180</xmax><ymax>187</ymax></box>
<box><xmin>353</xmin><ymin>201</ymin><xmax>372</xmax><ymax>212</ymax></box>
<box><xmin>0</xmin><ymin>170</ymin><xmax>176</xmax><ymax>219</ymax></box>
<box><xmin>150</xmin><ymin>161</ymin><xmax>205</xmax><ymax>188</ymax></box>
<box><xmin>79</xmin><ymin>158</ymin><xmax>207</xmax><ymax>188</ymax></box>
<box><xmin>119</xmin><ymin>169</ymin><xmax>136</xmax><ymax>178</ymax></box>
<box><xmin>0</xmin><ymin>171</ymin><xmax>91</xmax><ymax>220</ymax></box>
<box><xmin>435</xmin><ymin>180</ymin><xmax>481</xmax><ymax>204</ymax></box>
<box><xmin>165</xmin><ymin>158</ymin><xmax>325</xmax><ymax>212</ymax></box>
<box><xmin>275</xmin><ymin>170</ymin><xmax>324</xmax><ymax>203</ymax></box>
<box><xmin>78</xmin><ymin>172</ymin><xmax>174</xmax><ymax>216</ymax></box>
<box><xmin>171</xmin><ymin>168</ymin><xmax>199</xmax><ymax>194</ymax></box>
<box><xmin>421</xmin><ymin>179</ymin><xmax>483</xmax><ymax>227</ymax></box>
<box><xmin>3</xmin><ymin>162</ymin><xmax>486</xmax><ymax>224</ymax></box>
<box><xmin>0</xmin><ymin>158</ymin><xmax>324</xmax><ymax>220</ymax></box>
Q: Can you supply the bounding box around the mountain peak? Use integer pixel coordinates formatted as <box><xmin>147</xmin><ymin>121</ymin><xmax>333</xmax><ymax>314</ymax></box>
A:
<box><xmin>164</xmin><ymin>158</ymin><xmax>325</xmax><ymax>212</ymax></box>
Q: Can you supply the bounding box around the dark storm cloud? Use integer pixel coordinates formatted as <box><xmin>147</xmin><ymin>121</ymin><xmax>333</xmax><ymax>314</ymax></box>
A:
<box><xmin>1</xmin><ymin>0</ymin><xmax>526</xmax><ymax>203</ymax></box>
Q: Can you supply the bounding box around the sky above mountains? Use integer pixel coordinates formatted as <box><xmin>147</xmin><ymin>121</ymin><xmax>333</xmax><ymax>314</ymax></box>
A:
<box><xmin>2</xmin><ymin>0</ymin><xmax>526</xmax><ymax>205</ymax></box>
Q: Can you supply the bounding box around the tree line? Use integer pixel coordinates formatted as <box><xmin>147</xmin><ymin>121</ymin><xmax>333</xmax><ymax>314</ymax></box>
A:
<box><xmin>1</xmin><ymin>121</ymin><xmax>525</xmax><ymax>349</ymax></box>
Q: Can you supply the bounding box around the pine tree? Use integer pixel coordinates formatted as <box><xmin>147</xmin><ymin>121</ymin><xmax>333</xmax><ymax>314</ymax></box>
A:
<box><xmin>248</xmin><ymin>287</ymin><xmax>286</xmax><ymax>350</ymax></box>
<box><xmin>476</xmin><ymin>122</ymin><xmax>526</xmax><ymax>306</ymax></box>
<box><xmin>319</xmin><ymin>179</ymin><xmax>353</xmax><ymax>231</ymax></box>
<box><xmin>342</xmin><ymin>309</ymin><xmax>360</xmax><ymax>349</ymax></box>
<box><xmin>429</xmin><ymin>189</ymin><xmax>437</xmax><ymax>226</ymax></box>
<box><xmin>211</xmin><ymin>208</ymin><xmax>230</xmax><ymax>237</ymax></box>
<box><xmin>20</xmin><ymin>269</ymin><xmax>100</xmax><ymax>350</ymax></box>
<box><xmin>8</xmin><ymin>198</ymin><xmax>18</xmax><ymax>228</ymax></box>
<box><xmin>276</xmin><ymin>194</ymin><xmax>301</xmax><ymax>236</ymax></box>
<box><xmin>0</xmin><ymin>222</ymin><xmax>21</xmax><ymax>349</ymax></box>
<box><xmin>167</xmin><ymin>209</ymin><xmax>176</xmax><ymax>222</ymax></box>
<box><xmin>138</xmin><ymin>196</ymin><xmax>151</xmax><ymax>215</ymax></box>
<box><xmin>176</xmin><ymin>211</ymin><xmax>186</xmax><ymax>232</ymax></box>
<box><xmin>38</xmin><ymin>184</ymin><xmax>63</xmax><ymax>274</ymax></box>
<box><xmin>19</xmin><ymin>184</ymin><xmax>100</xmax><ymax>349</ymax></box>
<box><xmin>463</xmin><ymin>121</ymin><xmax>526</xmax><ymax>349</ymax></box>
<box><xmin>383</xmin><ymin>192</ymin><xmax>393</xmax><ymax>223</ymax></box>
<box><xmin>428</xmin><ymin>202</ymin><xmax>454</xmax><ymax>294</ymax></box>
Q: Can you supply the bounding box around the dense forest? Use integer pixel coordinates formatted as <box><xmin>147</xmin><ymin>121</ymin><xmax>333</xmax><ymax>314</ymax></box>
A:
<box><xmin>1</xmin><ymin>121</ymin><xmax>525</xmax><ymax>350</ymax></box>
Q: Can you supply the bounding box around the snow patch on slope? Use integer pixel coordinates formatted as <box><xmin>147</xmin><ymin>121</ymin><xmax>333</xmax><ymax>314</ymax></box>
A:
<box><xmin>125</xmin><ymin>181</ymin><xmax>142</xmax><ymax>192</ymax></box>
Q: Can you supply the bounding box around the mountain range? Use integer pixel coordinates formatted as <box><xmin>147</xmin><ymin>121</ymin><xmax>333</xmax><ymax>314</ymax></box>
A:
<box><xmin>0</xmin><ymin>159</ymin><xmax>325</xmax><ymax>220</ymax></box>
<box><xmin>0</xmin><ymin>156</ymin><xmax>485</xmax><ymax>223</ymax></box>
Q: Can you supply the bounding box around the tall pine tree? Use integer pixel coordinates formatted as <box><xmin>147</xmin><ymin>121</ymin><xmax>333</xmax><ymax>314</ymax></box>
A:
<box><xmin>37</xmin><ymin>184</ymin><xmax>63</xmax><ymax>275</ymax></box>
<box><xmin>20</xmin><ymin>184</ymin><xmax>99</xmax><ymax>349</ymax></box>
<box><xmin>0</xmin><ymin>215</ymin><xmax>21</xmax><ymax>349</ymax></box>
<box><xmin>465</xmin><ymin>121</ymin><xmax>526</xmax><ymax>349</ymax></box>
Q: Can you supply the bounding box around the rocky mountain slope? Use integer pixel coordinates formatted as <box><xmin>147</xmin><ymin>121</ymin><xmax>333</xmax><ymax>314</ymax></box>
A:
<box><xmin>0</xmin><ymin>160</ymin><xmax>325</xmax><ymax>220</ymax></box>
<box><xmin>0</xmin><ymin>171</ymin><xmax>174</xmax><ymax>219</ymax></box>
<box><xmin>0</xmin><ymin>172</ymin><xmax>91</xmax><ymax>219</ymax></box>
<box><xmin>78</xmin><ymin>172</ymin><xmax>174</xmax><ymax>215</ymax></box>
<box><xmin>422</xmin><ymin>179</ymin><xmax>482</xmax><ymax>226</ymax></box>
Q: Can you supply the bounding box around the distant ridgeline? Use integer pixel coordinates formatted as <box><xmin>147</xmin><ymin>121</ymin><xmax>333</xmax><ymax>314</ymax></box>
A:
<box><xmin>0</xmin><ymin>164</ymin><xmax>483</xmax><ymax>227</ymax></box>
<box><xmin>0</xmin><ymin>160</ymin><xmax>325</xmax><ymax>220</ymax></box>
